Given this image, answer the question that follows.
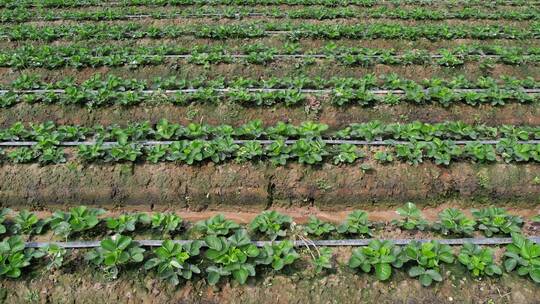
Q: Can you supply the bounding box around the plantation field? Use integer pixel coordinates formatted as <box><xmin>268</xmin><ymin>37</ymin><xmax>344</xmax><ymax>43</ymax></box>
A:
<box><xmin>1</xmin><ymin>0</ymin><xmax>540</xmax><ymax>303</ymax></box>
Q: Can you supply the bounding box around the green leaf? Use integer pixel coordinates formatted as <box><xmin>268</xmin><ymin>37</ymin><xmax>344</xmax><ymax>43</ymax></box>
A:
<box><xmin>144</xmin><ymin>258</ymin><xmax>160</xmax><ymax>270</ymax></box>
<box><xmin>272</xmin><ymin>259</ymin><xmax>285</xmax><ymax>271</ymax></box>
<box><xmin>408</xmin><ymin>266</ymin><xmax>424</xmax><ymax>277</ymax></box>
<box><xmin>419</xmin><ymin>274</ymin><xmax>433</xmax><ymax>287</ymax></box>
<box><xmin>232</xmin><ymin>267</ymin><xmax>249</xmax><ymax>284</ymax></box>
<box><xmin>530</xmin><ymin>268</ymin><xmax>540</xmax><ymax>283</ymax></box>
<box><xmin>205</xmin><ymin>236</ymin><xmax>222</xmax><ymax>251</ymax></box>
<box><xmin>375</xmin><ymin>263</ymin><xmax>391</xmax><ymax>281</ymax></box>
<box><xmin>207</xmin><ymin>271</ymin><xmax>220</xmax><ymax>285</ymax></box>
<box><xmin>101</xmin><ymin>239</ymin><xmax>116</xmax><ymax>252</ymax></box>
<box><xmin>426</xmin><ymin>269</ymin><xmax>442</xmax><ymax>282</ymax></box>
<box><xmin>504</xmin><ymin>258</ymin><xmax>517</xmax><ymax>272</ymax></box>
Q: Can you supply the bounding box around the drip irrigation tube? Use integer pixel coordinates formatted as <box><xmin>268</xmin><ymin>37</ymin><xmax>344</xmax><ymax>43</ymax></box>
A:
<box><xmin>1</xmin><ymin>88</ymin><xmax>540</xmax><ymax>95</ymax></box>
<box><xmin>24</xmin><ymin>236</ymin><xmax>540</xmax><ymax>249</ymax></box>
<box><xmin>0</xmin><ymin>139</ymin><xmax>539</xmax><ymax>147</ymax></box>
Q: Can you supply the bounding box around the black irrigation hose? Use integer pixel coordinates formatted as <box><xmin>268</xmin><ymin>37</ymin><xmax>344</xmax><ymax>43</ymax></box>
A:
<box><xmin>24</xmin><ymin>236</ymin><xmax>540</xmax><ymax>248</ymax></box>
<box><xmin>1</xmin><ymin>139</ymin><xmax>540</xmax><ymax>147</ymax></box>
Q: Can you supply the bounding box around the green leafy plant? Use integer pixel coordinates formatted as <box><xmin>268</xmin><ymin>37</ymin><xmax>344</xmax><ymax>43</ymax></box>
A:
<box><xmin>433</xmin><ymin>208</ymin><xmax>476</xmax><ymax>236</ymax></box>
<box><xmin>0</xmin><ymin>236</ymin><xmax>41</xmax><ymax>278</ymax></box>
<box><xmin>193</xmin><ymin>214</ymin><xmax>240</xmax><ymax>236</ymax></box>
<box><xmin>249</xmin><ymin>211</ymin><xmax>292</xmax><ymax>240</ymax></box>
<box><xmin>333</xmin><ymin>144</ymin><xmax>363</xmax><ymax>164</ymax></box>
<box><xmin>472</xmin><ymin>207</ymin><xmax>523</xmax><ymax>237</ymax></box>
<box><xmin>303</xmin><ymin>216</ymin><xmax>335</xmax><ymax>237</ymax></box>
<box><xmin>151</xmin><ymin>213</ymin><xmax>182</xmax><ymax>234</ymax></box>
<box><xmin>48</xmin><ymin>206</ymin><xmax>105</xmax><ymax>238</ymax></box>
<box><xmin>337</xmin><ymin>210</ymin><xmax>372</xmax><ymax>236</ymax></box>
<box><xmin>349</xmin><ymin>240</ymin><xmax>404</xmax><ymax>281</ymax></box>
<box><xmin>311</xmin><ymin>247</ymin><xmax>333</xmax><ymax>273</ymax></box>
<box><xmin>458</xmin><ymin>243</ymin><xmax>501</xmax><ymax>277</ymax></box>
<box><xmin>374</xmin><ymin>151</ymin><xmax>394</xmax><ymax>163</ymax></box>
<box><xmin>204</xmin><ymin>230</ymin><xmax>260</xmax><ymax>285</ymax></box>
<box><xmin>403</xmin><ymin>241</ymin><xmax>455</xmax><ymax>286</ymax></box>
<box><xmin>106</xmin><ymin>213</ymin><xmax>151</xmax><ymax>234</ymax></box>
<box><xmin>85</xmin><ymin>234</ymin><xmax>145</xmax><ymax>279</ymax></box>
<box><xmin>0</xmin><ymin>208</ymin><xmax>11</xmax><ymax>234</ymax></box>
<box><xmin>391</xmin><ymin>202</ymin><xmax>429</xmax><ymax>231</ymax></box>
<box><xmin>503</xmin><ymin>233</ymin><xmax>540</xmax><ymax>283</ymax></box>
<box><xmin>256</xmin><ymin>240</ymin><xmax>299</xmax><ymax>271</ymax></box>
<box><xmin>11</xmin><ymin>210</ymin><xmax>48</xmax><ymax>235</ymax></box>
<box><xmin>39</xmin><ymin>244</ymin><xmax>69</xmax><ymax>271</ymax></box>
<box><xmin>144</xmin><ymin>240</ymin><xmax>202</xmax><ymax>285</ymax></box>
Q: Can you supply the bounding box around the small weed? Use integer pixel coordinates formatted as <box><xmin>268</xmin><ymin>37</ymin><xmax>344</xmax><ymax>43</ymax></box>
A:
<box><xmin>316</xmin><ymin>179</ymin><xmax>332</xmax><ymax>191</ymax></box>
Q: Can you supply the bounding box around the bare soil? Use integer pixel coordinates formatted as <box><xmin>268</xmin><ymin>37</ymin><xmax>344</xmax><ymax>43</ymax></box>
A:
<box><xmin>0</xmin><ymin>162</ymin><xmax>539</xmax><ymax>210</ymax></box>
<box><xmin>0</xmin><ymin>100</ymin><xmax>539</xmax><ymax>128</ymax></box>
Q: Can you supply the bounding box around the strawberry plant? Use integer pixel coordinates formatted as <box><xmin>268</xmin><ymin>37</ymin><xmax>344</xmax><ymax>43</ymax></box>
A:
<box><xmin>0</xmin><ymin>208</ymin><xmax>11</xmax><ymax>234</ymax></box>
<box><xmin>332</xmin><ymin>144</ymin><xmax>364</xmax><ymax>164</ymax></box>
<box><xmin>0</xmin><ymin>236</ymin><xmax>41</xmax><ymax>278</ymax></box>
<box><xmin>503</xmin><ymin>233</ymin><xmax>540</xmax><ymax>283</ymax></box>
<box><xmin>255</xmin><ymin>240</ymin><xmax>299</xmax><ymax>271</ymax></box>
<box><xmin>374</xmin><ymin>151</ymin><xmax>394</xmax><ymax>163</ymax></box>
<box><xmin>391</xmin><ymin>202</ymin><xmax>429</xmax><ymax>231</ymax></box>
<box><xmin>403</xmin><ymin>241</ymin><xmax>455</xmax><ymax>287</ymax></box>
<box><xmin>38</xmin><ymin>244</ymin><xmax>69</xmax><ymax>271</ymax></box>
<box><xmin>11</xmin><ymin>210</ymin><xmax>48</xmax><ymax>235</ymax></box>
<box><xmin>144</xmin><ymin>240</ymin><xmax>202</xmax><ymax>285</ymax></box>
<box><xmin>472</xmin><ymin>207</ymin><xmax>523</xmax><ymax>237</ymax></box>
<box><xmin>303</xmin><ymin>216</ymin><xmax>336</xmax><ymax>237</ymax></box>
<box><xmin>204</xmin><ymin>230</ymin><xmax>260</xmax><ymax>285</ymax></box>
<box><xmin>311</xmin><ymin>247</ymin><xmax>333</xmax><ymax>274</ymax></box>
<box><xmin>290</xmin><ymin>139</ymin><xmax>328</xmax><ymax>164</ymax></box>
<box><xmin>337</xmin><ymin>210</ymin><xmax>372</xmax><ymax>236</ymax></box>
<box><xmin>193</xmin><ymin>214</ymin><xmax>240</xmax><ymax>236</ymax></box>
<box><xmin>349</xmin><ymin>240</ymin><xmax>404</xmax><ymax>281</ymax></box>
<box><xmin>458</xmin><ymin>243</ymin><xmax>502</xmax><ymax>277</ymax></box>
<box><xmin>151</xmin><ymin>213</ymin><xmax>182</xmax><ymax>234</ymax></box>
<box><xmin>48</xmin><ymin>206</ymin><xmax>105</xmax><ymax>238</ymax></box>
<box><xmin>249</xmin><ymin>211</ymin><xmax>292</xmax><ymax>240</ymax></box>
<box><xmin>106</xmin><ymin>213</ymin><xmax>151</xmax><ymax>234</ymax></box>
<box><xmin>85</xmin><ymin>234</ymin><xmax>145</xmax><ymax>279</ymax></box>
<box><xmin>433</xmin><ymin>208</ymin><xmax>476</xmax><ymax>236</ymax></box>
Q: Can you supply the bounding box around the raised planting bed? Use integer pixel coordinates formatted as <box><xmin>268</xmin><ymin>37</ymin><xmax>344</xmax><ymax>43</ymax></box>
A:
<box><xmin>0</xmin><ymin>162</ymin><xmax>539</xmax><ymax>208</ymax></box>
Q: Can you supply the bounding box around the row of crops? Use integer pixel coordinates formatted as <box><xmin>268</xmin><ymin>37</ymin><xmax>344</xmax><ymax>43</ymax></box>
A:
<box><xmin>1</xmin><ymin>0</ymin><xmax>539</xmax><ymax>299</ymax></box>
<box><xmin>2</xmin><ymin>74</ymin><xmax>539</xmax><ymax>107</ymax></box>
<box><xmin>0</xmin><ymin>0</ymin><xmax>537</xmax><ymax>8</ymax></box>
<box><xmin>5</xmin><ymin>233</ymin><xmax>539</xmax><ymax>286</ymax></box>
<box><xmin>0</xmin><ymin>203</ymin><xmax>540</xmax><ymax>286</ymax></box>
<box><xmin>0</xmin><ymin>204</ymin><xmax>532</xmax><ymax>239</ymax></box>
<box><xmin>1</xmin><ymin>120</ymin><xmax>540</xmax><ymax>165</ymax></box>
<box><xmin>4</xmin><ymin>44</ymin><xmax>540</xmax><ymax>69</ymax></box>
<box><xmin>3</xmin><ymin>7</ymin><xmax>540</xmax><ymax>22</ymax></box>
<box><xmin>3</xmin><ymin>23</ymin><xmax>540</xmax><ymax>41</ymax></box>
<box><xmin>1</xmin><ymin>204</ymin><xmax>539</xmax><ymax>285</ymax></box>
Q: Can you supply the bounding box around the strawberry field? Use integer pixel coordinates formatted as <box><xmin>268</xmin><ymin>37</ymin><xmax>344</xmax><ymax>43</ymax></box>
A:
<box><xmin>0</xmin><ymin>0</ymin><xmax>540</xmax><ymax>303</ymax></box>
